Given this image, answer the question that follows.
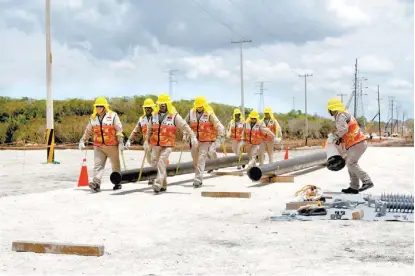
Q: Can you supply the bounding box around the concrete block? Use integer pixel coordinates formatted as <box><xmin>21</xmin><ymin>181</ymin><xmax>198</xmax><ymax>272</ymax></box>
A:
<box><xmin>201</xmin><ymin>191</ymin><xmax>251</xmax><ymax>198</ymax></box>
<box><xmin>12</xmin><ymin>241</ymin><xmax>104</xmax><ymax>257</ymax></box>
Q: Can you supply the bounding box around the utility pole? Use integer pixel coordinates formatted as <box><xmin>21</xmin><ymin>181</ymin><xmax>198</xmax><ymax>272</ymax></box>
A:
<box><xmin>254</xmin><ymin>81</ymin><xmax>267</xmax><ymax>112</ymax></box>
<box><xmin>337</xmin><ymin>93</ymin><xmax>347</xmax><ymax>103</ymax></box>
<box><xmin>165</xmin><ymin>69</ymin><xmax>179</xmax><ymax>99</ymax></box>
<box><xmin>45</xmin><ymin>0</ymin><xmax>55</xmax><ymax>164</ymax></box>
<box><xmin>402</xmin><ymin>111</ymin><xmax>406</xmax><ymax>137</ymax></box>
<box><xmin>292</xmin><ymin>96</ymin><xmax>295</xmax><ymax>111</ymax></box>
<box><xmin>353</xmin><ymin>58</ymin><xmax>358</xmax><ymax>118</ymax></box>
<box><xmin>298</xmin><ymin>73</ymin><xmax>313</xmax><ymax>146</ymax></box>
<box><xmin>231</xmin><ymin>39</ymin><xmax>251</xmax><ymax>117</ymax></box>
<box><xmin>376</xmin><ymin>85</ymin><xmax>381</xmax><ymax>137</ymax></box>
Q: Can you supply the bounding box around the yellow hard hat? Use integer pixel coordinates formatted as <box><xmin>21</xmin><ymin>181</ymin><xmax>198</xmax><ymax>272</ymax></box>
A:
<box><xmin>194</xmin><ymin>96</ymin><xmax>207</xmax><ymax>108</ymax></box>
<box><xmin>143</xmin><ymin>98</ymin><xmax>156</xmax><ymax>108</ymax></box>
<box><xmin>233</xmin><ymin>108</ymin><xmax>241</xmax><ymax>115</ymax></box>
<box><xmin>264</xmin><ymin>107</ymin><xmax>272</xmax><ymax>114</ymax></box>
<box><xmin>249</xmin><ymin>110</ymin><xmax>259</xmax><ymax>119</ymax></box>
<box><xmin>156</xmin><ymin>94</ymin><xmax>171</xmax><ymax>105</ymax></box>
<box><xmin>94</xmin><ymin>96</ymin><xmax>108</xmax><ymax>106</ymax></box>
<box><xmin>327</xmin><ymin>98</ymin><xmax>346</xmax><ymax>112</ymax></box>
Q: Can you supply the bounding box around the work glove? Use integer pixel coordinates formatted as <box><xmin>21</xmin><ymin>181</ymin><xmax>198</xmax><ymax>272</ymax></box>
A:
<box><xmin>327</xmin><ymin>133</ymin><xmax>337</xmax><ymax>144</ymax></box>
<box><xmin>78</xmin><ymin>140</ymin><xmax>85</xmax><ymax>151</ymax></box>
<box><xmin>143</xmin><ymin>140</ymin><xmax>149</xmax><ymax>151</ymax></box>
<box><xmin>274</xmin><ymin>137</ymin><xmax>282</xmax><ymax>144</ymax></box>
<box><xmin>226</xmin><ymin>132</ymin><xmax>231</xmax><ymax>139</ymax></box>
<box><xmin>124</xmin><ymin>139</ymin><xmax>131</xmax><ymax>149</ymax></box>
<box><xmin>118</xmin><ymin>141</ymin><xmax>125</xmax><ymax>151</ymax></box>
<box><xmin>190</xmin><ymin>136</ymin><xmax>199</xmax><ymax>148</ymax></box>
<box><xmin>182</xmin><ymin>134</ymin><xmax>189</xmax><ymax>142</ymax></box>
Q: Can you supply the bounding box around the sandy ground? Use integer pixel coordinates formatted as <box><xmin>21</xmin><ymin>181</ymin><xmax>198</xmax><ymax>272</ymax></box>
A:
<box><xmin>0</xmin><ymin>147</ymin><xmax>413</xmax><ymax>275</ymax></box>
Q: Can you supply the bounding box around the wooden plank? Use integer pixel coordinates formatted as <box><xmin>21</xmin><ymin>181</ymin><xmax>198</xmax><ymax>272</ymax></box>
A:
<box><xmin>259</xmin><ymin>175</ymin><xmax>295</xmax><ymax>183</ymax></box>
<box><xmin>286</xmin><ymin>201</ymin><xmax>319</xmax><ymax>210</ymax></box>
<box><xmin>352</xmin><ymin>209</ymin><xmax>364</xmax><ymax>220</ymax></box>
<box><xmin>12</xmin><ymin>241</ymin><xmax>104</xmax><ymax>257</ymax></box>
<box><xmin>201</xmin><ymin>191</ymin><xmax>251</xmax><ymax>198</ymax></box>
<box><xmin>211</xmin><ymin>171</ymin><xmax>244</xmax><ymax>176</ymax></box>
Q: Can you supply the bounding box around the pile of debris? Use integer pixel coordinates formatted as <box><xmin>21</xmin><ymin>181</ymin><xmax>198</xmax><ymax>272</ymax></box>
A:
<box><xmin>270</xmin><ymin>186</ymin><xmax>414</xmax><ymax>222</ymax></box>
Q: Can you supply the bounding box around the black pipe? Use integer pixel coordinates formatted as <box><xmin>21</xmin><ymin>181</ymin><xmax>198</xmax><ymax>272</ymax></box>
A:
<box><xmin>110</xmin><ymin>154</ymin><xmax>250</xmax><ymax>185</ymax></box>
<box><xmin>247</xmin><ymin>151</ymin><xmax>327</xmax><ymax>181</ymax></box>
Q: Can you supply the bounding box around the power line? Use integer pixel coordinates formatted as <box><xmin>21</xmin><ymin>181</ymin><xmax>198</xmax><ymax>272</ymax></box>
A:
<box><xmin>298</xmin><ymin>73</ymin><xmax>313</xmax><ymax>146</ymax></box>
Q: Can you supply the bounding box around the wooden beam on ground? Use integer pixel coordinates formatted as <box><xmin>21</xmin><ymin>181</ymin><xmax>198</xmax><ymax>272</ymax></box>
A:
<box><xmin>259</xmin><ymin>175</ymin><xmax>295</xmax><ymax>184</ymax></box>
<box><xmin>286</xmin><ymin>201</ymin><xmax>319</xmax><ymax>210</ymax></box>
<box><xmin>12</xmin><ymin>241</ymin><xmax>104</xmax><ymax>257</ymax></box>
<box><xmin>211</xmin><ymin>171</ymin><xmax>244</xmax><ymax>176</ymax></box>
<box><xmin>201</xmin><ymin>191</ymin><xmax>251</xmax><ymax>198</ymax></box>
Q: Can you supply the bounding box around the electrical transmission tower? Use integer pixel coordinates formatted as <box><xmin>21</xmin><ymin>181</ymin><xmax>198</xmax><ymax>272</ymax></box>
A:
<box><xmin>298</xmin><ymin>73</ymin><xmax>313</xmax><ymax>145</ymax></box>
<box><xmin>337</xmin><ymin>93</ymin><xmax>347</xmax><ymax>103</ymax></box>
<box><xmin>254</xmin><ymin>81</ymin><xmax>267</xmax><ymax>112</ymax></box>
<box><xmin>387</xmin><ymin>96</ymin><xmax>396</xmax><ymax>134</ymax></box>
<box><xmin>357</xmin><ymin>77</ymin><xmax>368</xmax><ymax>119</ymax></box>
<box><xmin>165</xmin><ymin>69</ymin><xmax>179</xmax><ymax>99</ymax></box>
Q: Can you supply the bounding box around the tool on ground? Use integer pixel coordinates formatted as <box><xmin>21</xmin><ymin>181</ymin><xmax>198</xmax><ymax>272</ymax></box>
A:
<box><xmin>138</xmin><ymin>149</ymin><xmax>148</xmax><ymax>182</ymax></box>
<box><xmin>294</xmin><ymin>185</ymin><xmax>323</xmax><ymax>202</ymax></box>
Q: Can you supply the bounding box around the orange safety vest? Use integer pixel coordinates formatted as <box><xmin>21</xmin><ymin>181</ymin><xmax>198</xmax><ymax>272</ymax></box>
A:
<box><xmin>245</xmin><ymin>122</ymin><xmax>262</xmax><ymax>145</ymax></box>
<box><xmin>342</xmin><ymin>117</ymin><xmax>367</xmax><ymax>150</ymax></box>
<box><xmin>230</xmin><ymin>120</ymin><xmax>244</xmax><ymax>141</ymax></box>
<box><xmin>91</xmin><ymin>112</ymin><xmax>119</xmax><ymax>146</ymax></box>
<box><xmin>139</xmin><ymin>116</ymin><xmax>152</xmax><ymax>139</ymax></box>
<box><xmin>262</xmin><ymin>119</ymin><xmax>279</xmax><ymax>141</ymax></box>
<box><xmin>189</xmin><ymin>110</ymin><xmax>216</xmax><ymax>142</ymax></box>
<box><xmin>150</xmin><ymin>113</ymin><xmax>177</xmax><ymax>147</ymax></box>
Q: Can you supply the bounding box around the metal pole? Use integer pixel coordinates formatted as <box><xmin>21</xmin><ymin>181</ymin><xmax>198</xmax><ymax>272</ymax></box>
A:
<box><xmin>298</xmin><ymin>73</ymin><xmax>313</xmax><ymax>145</ymax></box>
<box><xmin>377</xmin><ymin>85</ymin><xmax>381</xmax><ymax>136</ymax></box>
<box><xmin>45</xmin><ymin>0</ymin><xmax>54</xmax><ymax>163</ymax></box>
<box><xmin>354</xmin><ymin>58</ymin><xmax>358</xmax><ymax>118</ymax></box>
<box><xmin>231</xmin><ymin>40</ymin><xmax>251</xmax><ymax>117</ymax></box>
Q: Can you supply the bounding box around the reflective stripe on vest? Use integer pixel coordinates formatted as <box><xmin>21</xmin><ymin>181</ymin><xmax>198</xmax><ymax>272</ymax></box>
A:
<box><xmin>230</xmin><ymin>120</ymin><xmax>244</xmax><ymax>141</ymax></box>
<box><xmin>189</xmin><ymin>110</ymin><xmax>216</xmax><ymax>142</ymax></box>
<box><xmin>245</xmin><ymin>122</ymin><xmax>262</xmax><ymax>145</ymax></box>
<box><xmin>91</xmin><ymin>112</ymin><xmax>118</xmax><ymax>146</ymax></box>
<box><xmin>150</xmin><ymin>113</ymin><xmax>177</xmax><ymax>147</ymax></box>
<box><xmin>343</xmin><ymin>117</ymin><xmax>367</xmax><ymax>150</ymax></box>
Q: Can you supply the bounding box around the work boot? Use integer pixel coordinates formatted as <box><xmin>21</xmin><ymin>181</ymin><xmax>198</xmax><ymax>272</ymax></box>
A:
<box><xmin>88</xmin><ymin>181</ymin><xmax>100</xmax><ymax>192</ymax></box>
<box><xmin>152</xmin><ymin>182</ymin><xmax>162</xmax><ymax>193</ymax></box>
<box><xmin>148</xmin><ymin>179</ymin><xmax>154</xmax><ymax>185</ymax></box>
<box><xmin>113</xmin><ymin>184</ymin><xmax>122</xmax><ymax>190</ymax></box>
<box><xmin>193</xmin><ymin>181</ymin><xmax>202</xmax><ymax>188</ymax></box>
<box><xmin>341</xmin><ymin>187</ymin><xmax>359</xmax><ymax>194</ymax></box>
<box><xmin>207</xmin><ymin>170</ymin><xmax>213</xmax><ymax>173</ymax></box>
<box><xmin>160</xmin><ymin>187</ymin><xmax>167</xmax><ymax>192</ymax></box>
<box><xmin>359</xmin><ymin>182</ymin><xmax>374</xmax><ymax>192</ymax></box>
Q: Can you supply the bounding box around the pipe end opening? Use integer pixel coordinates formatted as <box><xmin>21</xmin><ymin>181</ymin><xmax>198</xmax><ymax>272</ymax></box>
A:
<box><xmin>110</xmin><ymin>172</ymin><xmax>122</xmax><ymax>184</ymax></box>
<box><xmin>247</xmin><ymin>166</ymin><xmax>262</xmax><ymax>181</ymax></box>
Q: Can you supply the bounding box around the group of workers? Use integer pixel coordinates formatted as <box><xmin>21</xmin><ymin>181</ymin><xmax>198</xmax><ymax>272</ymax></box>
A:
<box><xmin>79</xmin><ymin>94</ymin><xmax>373</xmax><ymax>194</ymax></box>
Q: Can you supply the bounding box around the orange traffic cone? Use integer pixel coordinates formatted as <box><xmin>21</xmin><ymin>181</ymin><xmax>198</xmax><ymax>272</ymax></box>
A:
<box><xmin>284</xmin><ymin>148</ymin><xmax>289</xmax><ymax>160</ymax></box>
<box><xmin>77</xmin><ymin>157</ymin><xmax>89</xmax><ymax>187</ymax></box>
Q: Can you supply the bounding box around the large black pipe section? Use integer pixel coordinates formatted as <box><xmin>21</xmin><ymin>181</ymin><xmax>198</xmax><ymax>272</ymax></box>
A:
<box><xmin>247</xmin><ymin>151</ymin><xmax>327</xmax><ymax>181</ymax></box>
<box><xmin>110</xmin><ymin>154</ymin><xmax>250</xmax><ymax>185</ymax></box>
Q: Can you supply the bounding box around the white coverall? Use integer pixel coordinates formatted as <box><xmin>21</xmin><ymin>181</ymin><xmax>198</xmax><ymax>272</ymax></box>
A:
<box><xmin>333</xmin><ymin>110</ymin><xmax>372</xmax><ymax>190</ymax></box>
<box><xmin>186</xmin><ymin>111</ymin><xmax>225</xmax><ymax>186</ymax></box>
<box><xmin>145</xmin><ymin>112</ymin><xmax>196</xmax><ymax>192</ymax></box>
<box><xmin>259</xmin><ymin>118</ymin><xmax>282</xmax><ymax>165</ymax></box>
<box><xmin>80</xmin><ymin>112</ymin><xmax>123</xmax><ymax>187</ymax></box>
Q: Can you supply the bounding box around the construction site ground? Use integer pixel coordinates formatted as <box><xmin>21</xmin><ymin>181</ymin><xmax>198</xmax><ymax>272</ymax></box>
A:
<box><xmin>0</xmin><ymin>145</ymin><xmax>413</xmax><ymax>275</ymax></box>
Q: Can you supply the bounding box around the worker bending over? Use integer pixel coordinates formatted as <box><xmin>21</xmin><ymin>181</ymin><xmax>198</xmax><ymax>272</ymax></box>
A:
<box><xmin>259</xmin><ymin>107</ymin><xmax>282</xmax><ymax>165</ymax></box>
<box><xmin>243</xmin><ymin>110</ymin><xmax>279</xmax><ymax>169</ymax></box>
<box><xmin>226</xmin><ymin>108</ymin><xmax>245</xmax><ymax>169</ymax></box>
<box><xmin>79</xmin><ymin>97</ymin><xmax>124</xmax><ymax>192</ymax></box>
<box><xmin>125</xmin><ymin>98</ymin><xmax>157</xmax><ymax>185</ymax></box>
<box><xmin>185</xmin><ymin>96</ymin><xmax>225</xmax><ymax>187</ymax></box>
<box><xmin>144</xmin><ymin>94</ymin><xmax>197</xmax><ymax>193</ymax></box>
<box><xmin>327</xmin><ymin>98</ymin><xmax>373</xmax><ymax>194</ymax></box>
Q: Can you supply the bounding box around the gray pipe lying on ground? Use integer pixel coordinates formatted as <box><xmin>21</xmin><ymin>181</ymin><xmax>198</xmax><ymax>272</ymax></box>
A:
<box><xmin>247</xmin><ymin>151</ymin><xmax>327</xmax><ymax>181</ymax></box>
<box><xmin>110</xmin><ymin>154</ymin><xmax>250</xmax><ymax>185</ymax></box>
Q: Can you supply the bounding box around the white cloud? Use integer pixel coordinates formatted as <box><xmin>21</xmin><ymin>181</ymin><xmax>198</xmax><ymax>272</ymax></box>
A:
<box><xmin>327</xmin><ymin>0</ymin><xmax>371</xmax><ymax>27</ymax></box>
<box><xmin>358</xmin><ymin>55</ymin><xmax>394</xmax><ymax>73</ymax></box>
<box><xmin>386</xmin><ymin>79</ymin><xmax>413</xmax><ymax>90</ymax></box>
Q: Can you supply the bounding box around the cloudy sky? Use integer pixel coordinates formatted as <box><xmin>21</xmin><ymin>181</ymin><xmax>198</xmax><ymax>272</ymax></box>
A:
<box><xmin>0</xmin><ymin>0</ymin><xmax>413</xmax><ymax>121</ymax></box>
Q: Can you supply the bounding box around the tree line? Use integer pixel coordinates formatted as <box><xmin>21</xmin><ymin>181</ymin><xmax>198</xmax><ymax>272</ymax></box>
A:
<box><xmin>0</xmin><ymin>95</ymin><xmax>360</xmax><ymax>145</ymax></box>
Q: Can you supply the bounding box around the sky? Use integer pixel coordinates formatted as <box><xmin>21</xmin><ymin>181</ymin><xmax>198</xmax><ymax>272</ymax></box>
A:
<box><xmin>0</xmin><ymin>0</ymin><xmax>413</xmax><ymax>121</ymax></box>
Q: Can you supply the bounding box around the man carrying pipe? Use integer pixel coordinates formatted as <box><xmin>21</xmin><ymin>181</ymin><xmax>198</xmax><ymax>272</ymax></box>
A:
<box><xmin>243</xmin><ymin>110</ymin><xmax>279</xmax><ymax>169</ymax></box>
<box><xmin>125</xmin><ymin>98</ymin><xmax>157</xmax><ymax>185</ymax></box>
<box><xmin>259</xmin><ymin>107</ymin><xmax>282</xmax><ymax>165</ymax></box>
<box><xmin>327</xmin><ymin>98</ymin><xmax>373</xmax><ymax>194</ymax></box>
<box><xmin>144</xmin><ymin>94</ymin><xmax>198</xmax><ymax>193</ymax></box>
<box><xmin>185</xmin><ymin>96</ymin><xmax>225</xmax><ymax>188</ymax></box>
<box><xmin>226</xmin><ymin>108</ymin><xmax>245</xmax><ymax>169</ymax></box>
<box><xmin>79</xmin><ymin>97</ymin><xmax>124</xmax><ymax>192</ymax></box>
